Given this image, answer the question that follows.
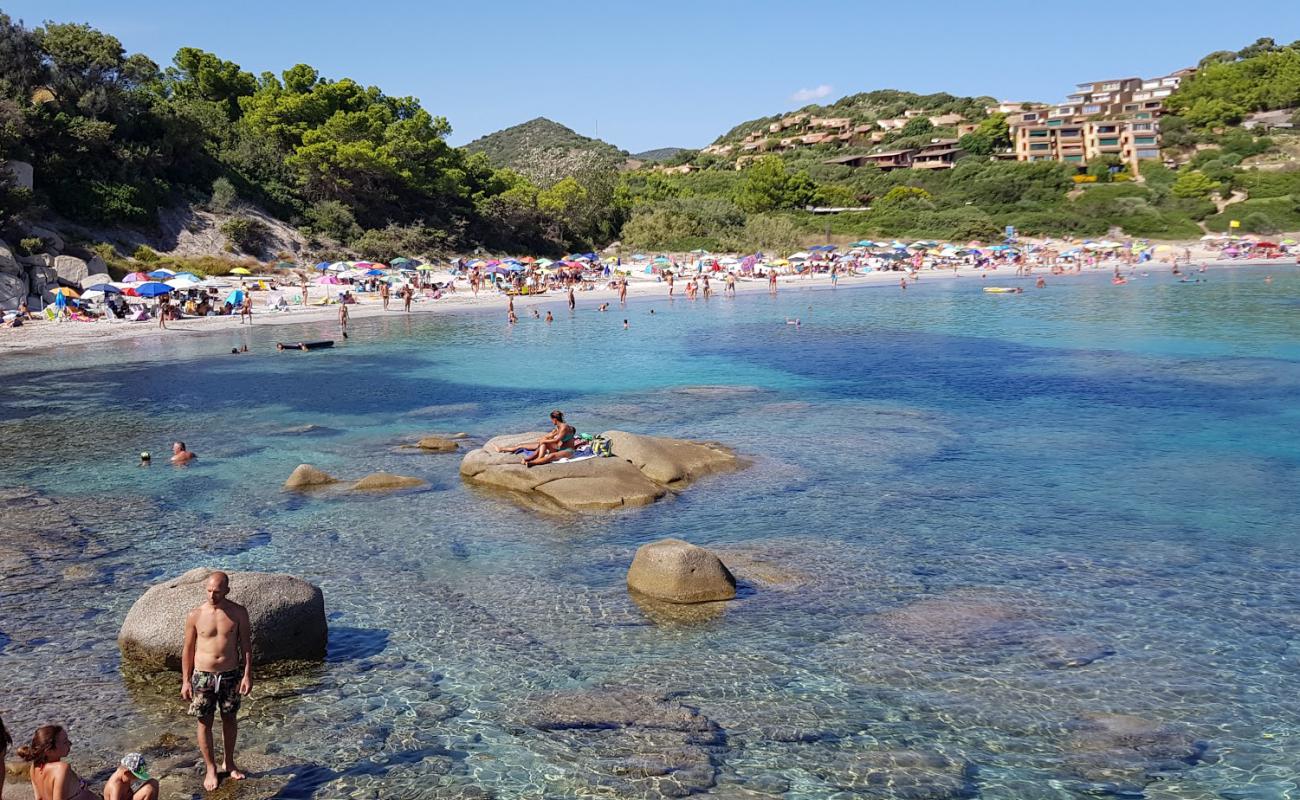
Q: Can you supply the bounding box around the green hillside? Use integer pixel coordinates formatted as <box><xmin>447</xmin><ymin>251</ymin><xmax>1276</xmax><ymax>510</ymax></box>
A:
<box><xmin>714</xmin><ymin>90</ymin><xmax>997</xmax><ymax>145</ymax></box>
<box><xmin>632</xmin><ymin>147</ymin><xmax>688</xmax><ymax>163</ymax></box>
<box><xmin>462</xmin><ymin>117</ymin><xmax>628</xmax><ymax>186</ymax></box>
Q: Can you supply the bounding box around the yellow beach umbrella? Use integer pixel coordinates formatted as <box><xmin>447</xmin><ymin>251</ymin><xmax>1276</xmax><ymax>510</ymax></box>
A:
<box><xmin>230</xmin><ymin>267</ymin><xmax>252</xmax><ymax>276</ymax></box>
<box><xmin>51</xmin><ymin>286</ymin><xmax>81</xmax><ymax>298</ymax></box>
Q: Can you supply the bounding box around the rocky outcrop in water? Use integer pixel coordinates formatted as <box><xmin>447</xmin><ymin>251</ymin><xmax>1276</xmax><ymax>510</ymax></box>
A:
<box><xmin>283</xmin><ymin>464</ymin><xmax>339</xmax><ymax>489</ymax></box>
<box><xmin>521</xmin><ymin>689</ymin><xmax>725</xmax><ymax>798</ymax></box>
<box><xmin>460</xmin><ymin>431</ymin><xmax>739</xmax><ymax>512</ymax></box>
<box><xmin>416</xmin><ymin>436</ymin><xmax>462</xmax><ymax>452</ymax></box>
<box><xmin>118</xmin><ymin>568</ymin><xmax>327</xmax><ymax>670</ymax></box>
<box><xmin>351</xmin><ymin>472</ymin><xmax>426</xmax><ymax>491</ymax></box>
<box><xmin>627</xmin><ymin>539</ymin><xmax>736</xmax><ymax>604</ymax></box>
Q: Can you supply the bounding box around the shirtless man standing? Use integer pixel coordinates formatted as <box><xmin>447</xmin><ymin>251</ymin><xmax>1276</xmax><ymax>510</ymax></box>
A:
<box><xmin>182</xmin><ymin>571</ymin><xmax>253</xmax><ymax>791</ymax></box>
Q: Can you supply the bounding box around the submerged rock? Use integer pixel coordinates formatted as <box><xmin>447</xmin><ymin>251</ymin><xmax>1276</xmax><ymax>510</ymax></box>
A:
<box><xmin>627</xmin><ymin>538</ymin><xmax>736</xmax><ymax>604</ymax></box>
<box><xmin>283</xmin><ymin>464</ymin><xmax>339</xmax><ymax>489</ymax></box>
<box><xmin>814</xmin><ymin>749</ymin><xmax>976</xmax><ymax>798</ymax></box>
<box><xmin>351</xmin><ymin>472</ymin><xmax>426</xmax><ymax>491</ymax></box>
<box><xmin>460</xmin><ymin>431</ymin><xmax>739</xmax><ymax>513</ymax></box>
<box><xmin>522</xmin><ymin>689</ymin><xmax>724</xmax><ymax>798</ymax></box>
<box><xmin>875</xmin><ymin>592</ymin><xmax>1031</xmax><ymax>650</ymax></box>
<box><xmin>1061</xmin><ymin>712</ymin><xmax>1207</xmax><ymax>793</ymax></box>
<box><xmin>118</xmin><ymin>568</ymin><xmax>327</xmax><ymax>670</ymax></box>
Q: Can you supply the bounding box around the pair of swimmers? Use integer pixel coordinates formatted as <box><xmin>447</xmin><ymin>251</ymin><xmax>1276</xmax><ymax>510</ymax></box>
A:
<box><xmin>495</xmin><ymin>410</ymin><xmax>577</xmax><ymax>467</ymax></box>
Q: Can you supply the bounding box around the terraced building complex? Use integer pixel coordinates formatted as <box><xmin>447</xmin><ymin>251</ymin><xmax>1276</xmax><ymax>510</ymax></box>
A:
<box><xmin>1009</xmin><ymin>71</ymin><xmax>1194</xmax><ymax>173</ymax></box>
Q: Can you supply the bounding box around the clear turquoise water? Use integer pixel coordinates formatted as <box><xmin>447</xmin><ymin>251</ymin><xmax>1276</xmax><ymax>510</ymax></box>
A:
<box><xmin>2</xmin><ymin>267</ymin><xmax>1299</xmax><ymax>799</ymax></box>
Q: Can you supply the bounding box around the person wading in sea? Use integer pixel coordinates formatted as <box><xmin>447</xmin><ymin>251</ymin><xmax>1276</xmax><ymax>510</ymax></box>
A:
<box><xmin>181</xmin><ymin>571</ymin><xmax>253</xmax><ymax>791</ymax></box>
<box><xmin>379</xmin><ymin>281</ymin><xmax>390</xmax><ymax>311</ymax></box>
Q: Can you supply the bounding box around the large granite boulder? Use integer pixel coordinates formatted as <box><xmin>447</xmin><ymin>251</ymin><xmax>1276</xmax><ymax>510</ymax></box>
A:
<box><xmin>18</xmin><ymin>221</ymin><xmax>63</xmax><ymax>253</ymax></box>
<box><xmin>52</xmin><ymin>255</ymin><xmax>89</xmax><ymax>285</ymax></box>
<box><xmin>282</xmin><ymin>464</ymin><xmax>338</xmax><ymax>489</ymax></box>
<box><xmin>0</xmin><ymin>240</ymin><xmax>17</xmax><ymax>274</ymax></box>
<box><xmin>118</xmin><ymin>568</ymin><xmax>327</xmax><ymax>670</ymax></box>
<box><xmin>460</xmin><ymin>431</ymin><xmax>738</xmax><ymax>513</ymax></box>
<box><xmin>4</xmin><ymin>160</ymin><xmax>33</xmax><ymax>191</ymax></box>
<box><xmin>603</xmin><ymin>430</ymin><xmax>738</xmax><ymax>485</ymax></box>
<box><xmin>79</xmin><ymin>272</ymin><xmax>113</xmax><ymax>289</ymax></box>
<box><xmin>0</xmin><ymin>272</ymin><xmax>25</xmax><ymax>311</ymax></box>
<box><xmin>627</xmin><ymin>538</ymin><xmax>736</xmax><ymax>603</ymax></box>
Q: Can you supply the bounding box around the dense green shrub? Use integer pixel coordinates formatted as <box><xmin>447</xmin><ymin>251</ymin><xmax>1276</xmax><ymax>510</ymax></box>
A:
<box><xmin>220</xmin><ymin>216</ymin><xmax>270</xmax><ymax>253</ymax></box>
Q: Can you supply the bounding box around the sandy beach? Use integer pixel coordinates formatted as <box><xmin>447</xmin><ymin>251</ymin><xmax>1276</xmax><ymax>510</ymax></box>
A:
<box><xmin>3</xmin><ymin>256</ymin><xmax>1290</xmax><ymax>357</ymax></box>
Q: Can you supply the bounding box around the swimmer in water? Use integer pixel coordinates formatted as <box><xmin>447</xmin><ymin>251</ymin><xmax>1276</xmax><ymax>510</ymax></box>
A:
<box><xmin>1036</xmin><ymin>277</ymin><xmax>1046</xmax><ymax>288</ymax></box>
<box><xmin>623</xmin><ymin>319</ymin><xmax>629</xmax><ymax>330</ymax></box>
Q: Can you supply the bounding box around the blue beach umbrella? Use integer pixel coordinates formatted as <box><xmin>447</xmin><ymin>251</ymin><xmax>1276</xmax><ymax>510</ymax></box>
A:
<box><xmin>364</xmin><ymin>268</ymin><xmax>385</xmax><ymax>276</ymax></box>
<box><xmin>315</xmin><ymin>262</ymin><xmax>332</xmax><ymax>271</ymax></box>
<box><xmin>147</xmin><ymin>269</ymin><xmax>176</xmax><ymax>279</ymax></box>
<box><xmin>224</xmin><ymin>289</ymin><xmax>246</xmax><ymax>305</ymax></box>
<box><xmin>84</xmin><ymin>283</ymin><xmax>120</xmax><ymax>294</ymax></box>
<box><xmin>134</xmin><ymin>282</ymin><xmax>172</xmax><ymax>298</ymax></box>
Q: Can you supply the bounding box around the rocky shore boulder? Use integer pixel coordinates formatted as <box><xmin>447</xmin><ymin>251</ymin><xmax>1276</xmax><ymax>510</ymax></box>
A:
<box><xmin>603</xmin><ymin>430</ymin><xmax>738</xmax><ymax>485</ymax></box>
<box><xmin>460</xmin><ymin>431</ymin><xmax>739</xmax><ymax>513</ymax></box>
<box><xmin>351</xmin><ymin>472</ymin><xmax>426</xmax><ymax>491</ymax></box>
<box><xmin>52</xmin><ymin>255</ymin><xmax>89</xmax><ymax>285</ymax></box>
<box><xmin>627</xmin><ymin>538</ymin><xmax>736</xmax><ymax>603</ymax></box>
<box><xmin>282</xmin><ymin>464</ymin><xmax>338</xmax><ymax>489</ymax></box>
<box><xmin>118</xmin><ymin>568</ymin><xmax>327</xmax><ymax>670</ymax></box>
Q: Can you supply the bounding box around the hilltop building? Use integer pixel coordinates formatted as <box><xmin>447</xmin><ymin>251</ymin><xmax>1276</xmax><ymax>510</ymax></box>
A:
<box><xmin>1008</xmin><ymin>69</ymin><xmax>1192</xmax><ymax>173</ymax></box>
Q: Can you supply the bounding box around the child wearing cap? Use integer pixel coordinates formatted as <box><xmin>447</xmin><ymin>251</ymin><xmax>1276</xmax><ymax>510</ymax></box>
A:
<box><xmin>103</xmin><ymin>752</ymin><xmax>158</xmax><ymax>800</ymax></box>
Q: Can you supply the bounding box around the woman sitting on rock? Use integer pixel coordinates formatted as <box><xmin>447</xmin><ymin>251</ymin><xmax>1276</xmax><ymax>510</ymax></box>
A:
<box><xmin>495</xmin><ymin>410</ymin><xmax>577</xmax><ymax>467</ymax></box>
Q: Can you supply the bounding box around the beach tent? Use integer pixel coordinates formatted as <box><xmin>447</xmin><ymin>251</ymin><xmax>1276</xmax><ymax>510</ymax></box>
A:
<box><xmin>224</xmin><ymin>289</ymin><xmax>246</xmax><ymax>306</ymax></box>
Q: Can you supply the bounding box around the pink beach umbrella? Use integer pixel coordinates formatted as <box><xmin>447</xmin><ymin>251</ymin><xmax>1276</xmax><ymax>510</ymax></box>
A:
<box><xmin>123</xmin><ymin>271</ymin><xmax>150</xmax><ymax>283</ymax></box>
<box><xmin>315</xmin><ymin>274</ymin><xmax>342</xmax><ymax>285</ymax></box>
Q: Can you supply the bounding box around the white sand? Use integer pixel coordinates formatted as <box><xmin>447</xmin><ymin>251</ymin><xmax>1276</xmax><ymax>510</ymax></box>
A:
<box><xmin>0</xmin><ymin>256</ymin><xmax>1289</xmax><ymax>356</ymax></box>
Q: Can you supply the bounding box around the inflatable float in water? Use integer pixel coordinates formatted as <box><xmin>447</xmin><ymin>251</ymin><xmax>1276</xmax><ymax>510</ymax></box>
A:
<box><xmin>277</xmin><ymin>340</ymin><xmax>335</xmax><ymax>351</ymax></box>
<box><xmin>983</xmin><ymin>287</ymin><xmax>1023</xmax><ymax>294</ymax></box>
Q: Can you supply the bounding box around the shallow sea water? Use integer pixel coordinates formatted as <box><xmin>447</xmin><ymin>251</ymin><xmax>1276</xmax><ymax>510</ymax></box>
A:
<box><xmin>2</xmin><ymin>267</ymin><xmax>1300</xmax><ymax>799</ymax></box>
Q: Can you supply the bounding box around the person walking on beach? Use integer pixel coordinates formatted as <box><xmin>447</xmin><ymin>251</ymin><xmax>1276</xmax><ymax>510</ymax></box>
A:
<box><xmin>830</xmin><ymin>265</ymin><xmax>839</xmax><ymax>288</ymax></box>
<box><xmin>1</xmin><ymin>713</ymin><xmax>10</xmax><ymax>800</ymax></box>
<box><xmin>240</xmin><ymin>295</ymin><xmax>252</xmax><ymax>325</ymax></box>
<box><xmin>338</xmin><ymin>302</ymin><xmax>349</xmax><ymax>337</ymax></box>
<box><xmin>380</xmin><ymin>281</ymin><xmax>390</xmax><ymax>311</ymax></box>
<box><xmin>182</xmin><ymin>571</ymin><xmax>253</xmax><ymax>792</ymax></box>
<box><xmin>726</xmin><ymin>272</ymin><xmax>736</xmax><ymax>296</ymax></box>
<box><xmin>157</xmin><ymin>297</ymin><xmax>168</xmax><ymax>330</ymax></box>
<box><xmin>618</xmin><ymin>277</ymin><xmax>628</xmax><ymax>305</ymax></box>
<box><xmin>103</xmin><ymin>753</ymin><xmax>158</xmax><ymax>800</ymax></box>
<box><xmin>402</xmin><ymin>284</ymin><xmax>412</xmax><ymax>313</ymax></box>
<box><xmin>18</xmin><ymin>726</ymin><xmax>100</xmax><ymax>800</ymax></box>
<box><xmin>702</xmin><ymin>275</ymin><xmax>712</xmax><ymax>300</ymax></box>
<box><xmin>768</xmin><ymin>269</ymin><xmax>778</xmax><ymax>294</ymax></box>
<box><xmin>666</xmin><ymin>271</ymin><xmax>675</xmax><ymax>298</ymax></box>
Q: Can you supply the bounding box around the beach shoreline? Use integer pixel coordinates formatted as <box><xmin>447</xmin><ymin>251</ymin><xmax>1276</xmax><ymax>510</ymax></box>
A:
<box><xmin>1</xmin><ymin>257</ymin><xmax>1290</xmax><ymax>357</ymax></box>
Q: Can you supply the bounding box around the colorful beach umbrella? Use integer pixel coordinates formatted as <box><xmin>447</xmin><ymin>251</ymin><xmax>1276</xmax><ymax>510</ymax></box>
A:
<box><xmin>50</xmin><ymin>286</ymin><xmax>80</xmax><ymax>298</ymax></box>
<box><xmin>230</xmin><ymin>267</ymin><xmax>252</xmax><ymax>276</ymax></box>
<box><xmin>134</xmin><ymin>282</ymin><xmax>172</xmax><ymax>298</ymax></box>
<box><xmin>315</xmin><ymin>274</ymin><xmax>342</xmax><ymax>285</ymax></box>
<box><xmin>123</xmin><ymin>272</ymin><xmax>150</xmax><ymax>283</ymax></box>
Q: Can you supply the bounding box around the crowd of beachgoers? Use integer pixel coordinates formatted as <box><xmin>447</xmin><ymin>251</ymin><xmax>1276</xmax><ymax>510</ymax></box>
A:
<box><xmin>1</xmin><ymin>235</ymin><xmax>1295</xmax><ymax>354</ymax></box>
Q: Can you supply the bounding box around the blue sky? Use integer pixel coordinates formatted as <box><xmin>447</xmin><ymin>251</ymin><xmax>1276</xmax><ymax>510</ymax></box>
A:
<box><xmin>11</xmin><ymin>1</ymin><xmax>1300</xmax><ymax>152</ymax></box>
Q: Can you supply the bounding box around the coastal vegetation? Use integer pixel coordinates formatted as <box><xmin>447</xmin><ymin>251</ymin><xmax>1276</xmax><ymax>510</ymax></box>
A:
<box><xmin>1</xmin><ymin>12</ymin><xmax>1297</xmax><ymax>261</ymax></box>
